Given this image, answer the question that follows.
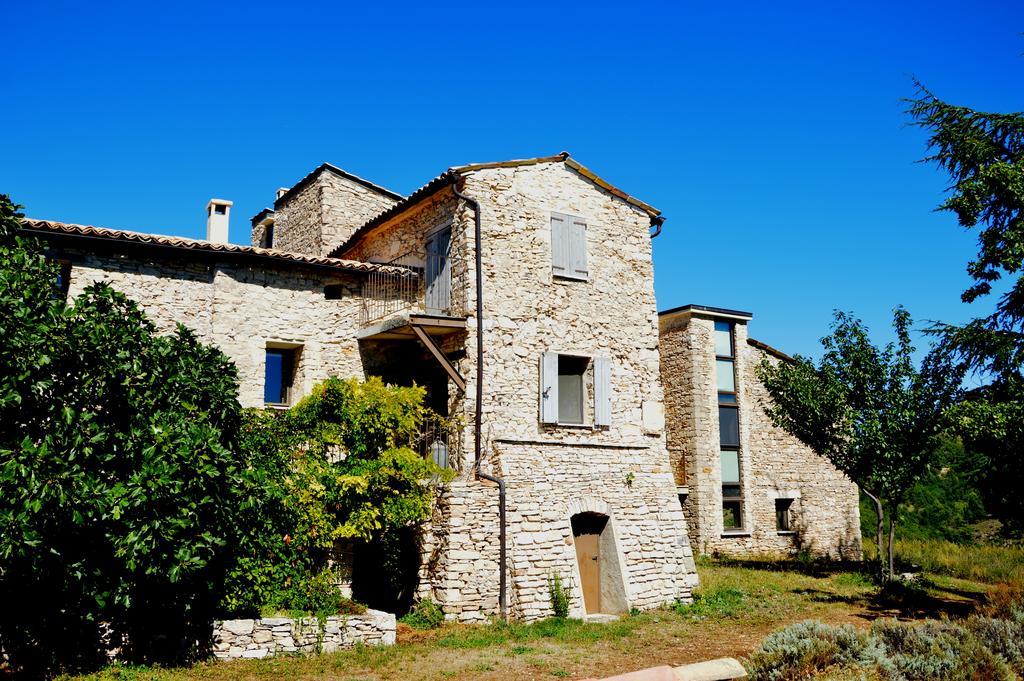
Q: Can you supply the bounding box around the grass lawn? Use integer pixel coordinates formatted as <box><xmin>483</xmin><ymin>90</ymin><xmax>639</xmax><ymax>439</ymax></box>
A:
<box><xmin>65</xmin><ymin>548</ymin><xmax>1019</xmax><ymax>681</ymax></box>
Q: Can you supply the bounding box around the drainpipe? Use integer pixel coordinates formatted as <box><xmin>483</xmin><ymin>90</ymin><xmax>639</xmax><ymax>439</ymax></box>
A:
<box><xmin>650</xmin><ymin>215</ymin><xmax>665</xmax><ymax>238</ymax></box>
<box><xmin>450</xmin><ymin>175</ymin><xmax>508</xmax><ymax>621</ymax></box>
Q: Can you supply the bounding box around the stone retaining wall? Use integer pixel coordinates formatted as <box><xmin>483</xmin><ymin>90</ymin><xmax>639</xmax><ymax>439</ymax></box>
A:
<box><xmin>212</xmin><ymin>610</ymin><xmax>396</xmax><ymax>659</ymax></box>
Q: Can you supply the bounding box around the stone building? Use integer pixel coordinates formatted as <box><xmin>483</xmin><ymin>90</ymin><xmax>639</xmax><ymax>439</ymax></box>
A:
<box><xmin>659</xmin><ymin>305</ymin><xmax>862</xmax><ymax>559</ymax></box>
<box><xmin>22</xmin><ymin>153</ymin><xmax>859</xmax><ymax>621</ymax></box>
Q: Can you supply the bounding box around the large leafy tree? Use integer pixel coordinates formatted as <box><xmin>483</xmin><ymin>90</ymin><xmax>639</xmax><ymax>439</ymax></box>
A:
<box><xmin>757</xmin><ymin>308</ymin><xmax>963</xmax><ymax>580</ymax></box>
<box><xmin>907</xmin><ymin>84</ymin><xmax>1024</xmax><ymax>533</ymax></box>
<box><xmin>0</xmin><ymin>195</ymin><xmax>247</xmax><ymax>674</ymax></box>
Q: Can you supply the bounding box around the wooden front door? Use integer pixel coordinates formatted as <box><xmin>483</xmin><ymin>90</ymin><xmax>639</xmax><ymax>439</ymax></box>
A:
<box><xmin>574</xmin><ymin>531</ymin><xmax>600</xmax><ymax>614</ymax></box>
<box><xmin>572</xmin><ymin>513</ymin><xmax>608</xmax><ymax>614</ymax></box>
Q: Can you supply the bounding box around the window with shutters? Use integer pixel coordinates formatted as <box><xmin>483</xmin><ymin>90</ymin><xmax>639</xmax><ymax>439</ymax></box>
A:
<box><xmin>550</xmin><ymin>212</ymin><xmax>588</xmax><ymax>281</ymax></box>
<box><xmin>540</xmin><ymin>351</ymin><xmax>611</xmax><ymax>427</ymax></box>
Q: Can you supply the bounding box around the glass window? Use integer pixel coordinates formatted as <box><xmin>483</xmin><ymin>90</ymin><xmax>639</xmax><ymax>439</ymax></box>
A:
<box><xmin>716</xmin><ymin>359</ymin><xmax>735</xmax><ymax>393</ymax></box>
<box><xmin>264</xmin><ymin>348</ymin><xmax>296</xmax><ymax>405</ymax></box>
<box><xmin>720</xmin><ymin>450</ymin><xmax>740</xmax><ymax>484</ymax></box>
<box><xmin>719</xmin><ymin>406</ymin><xmax>739</xmax><ymax>447</ymax></box>
<box><xmin>714</xmin><ymin>320</ymin><xmax>733</xmax><ymax>358</ymax></box>
<box><xmin>557</xmin><ymin>355</ymin><xmax>587</xmax><ymax>424</ymax></box>
<box><xmin>776</xmin><ymin>498</ymin><xmax>794</xmax><ymax>531</ymax></box>
<box><xmin>722</xmin><ymin>500</ymin><xmax>742</xmax><ymax>530</ymax></box>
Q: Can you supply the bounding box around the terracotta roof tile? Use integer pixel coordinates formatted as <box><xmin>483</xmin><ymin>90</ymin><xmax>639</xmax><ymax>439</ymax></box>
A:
<box><xmin>21</xmin><ymin>219</ymin><xmax>406</xmax><ymax>274</ymax></box>
<box><xmin>328</xmin><ymin>152</ymin><xmax>663</xmax><ymax>258</ymax></box>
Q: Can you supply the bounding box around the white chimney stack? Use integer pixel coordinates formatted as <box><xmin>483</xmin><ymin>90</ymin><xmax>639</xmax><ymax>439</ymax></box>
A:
<box><xmin>206</xmin><ymin>199</ymin><xmax>232</xmax><ymax>243</ymax></box>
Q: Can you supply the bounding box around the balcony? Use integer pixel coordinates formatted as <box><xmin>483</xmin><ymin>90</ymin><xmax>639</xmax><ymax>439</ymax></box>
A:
<box><xmin>360</xmin><ymin>251</ymin><xmax>464</xmax><ymax>326</ymax></box>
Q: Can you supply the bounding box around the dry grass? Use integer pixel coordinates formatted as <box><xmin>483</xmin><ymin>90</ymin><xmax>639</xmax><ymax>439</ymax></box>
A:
<box><xmin>61</xmin><ymin>557</ymin><xmax>1003</xmax><ymax>681</ymax></box>
<box><xmin>862</xmin><ymin>537</ymin><xmax>1024</xmax><ymax>586</ymax></box>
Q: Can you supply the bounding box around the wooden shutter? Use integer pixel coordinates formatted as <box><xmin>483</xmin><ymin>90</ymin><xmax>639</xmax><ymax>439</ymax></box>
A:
<box><xmin>550</xmin><ymin>213</ymin><xmax>570</xmax><ymax>277</ymax></box>
<box><xmin>568</xmin><ymin>215</ymin><xmax>588</xmax><ymax>279</ymax></box>
<box><xmin>540</xmin><ymin>351</ymin><xmax>559</xmax><ymax>424</ymax></box>
<box><xmin>594</xmin><ymin>356</ymin><xmax>611</xmax><ymax>426</ymax></box>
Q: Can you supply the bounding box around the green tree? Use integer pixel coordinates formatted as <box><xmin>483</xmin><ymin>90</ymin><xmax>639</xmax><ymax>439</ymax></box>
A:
<box><xmin>757</xmin><ymin>308</ymin><xmax>963</xmax><ymax>580</ymax></box>
<box><xmin>0</xmin><ymin>195</ymin><xmax>248</xmax><ymax>674</ymax></box>
<box><xmin>906</xmin><ymin>84</ymin><xmax>1024</xmax><ymax>534</ymax></box>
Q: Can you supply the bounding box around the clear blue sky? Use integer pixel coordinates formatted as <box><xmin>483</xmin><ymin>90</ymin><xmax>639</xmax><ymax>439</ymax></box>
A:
<box><xmin>3</xmin><ymin>1</ymin><xmax>1022</xmax><ymax>359</ymax></box>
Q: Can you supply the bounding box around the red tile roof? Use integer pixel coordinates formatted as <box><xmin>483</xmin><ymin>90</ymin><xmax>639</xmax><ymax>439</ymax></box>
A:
<box><xmin>21</xmin><ymin>219</ymin><xmax>405</xmax><ymax>274</ymax></box>
<box><xmin>329</xmin><ymin>152</ymin><xmax>663</xmax><ymax>258</ymax></box>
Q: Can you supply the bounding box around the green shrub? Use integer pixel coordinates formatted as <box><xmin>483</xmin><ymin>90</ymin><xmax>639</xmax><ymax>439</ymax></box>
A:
<box><xmin>872</xmin><ymin>618</ymin><xmax>1015</xmax><ymax>680</ymax></box>
<box><xmin>548</xmin><ymin>572</ymin><xmax>571</xmax><ymax>618</ymax></box>
<box><xmin>401</xmin><ymin>599</ymin><xmax>445</xmax><ymax>630</ymax></box>
<box><xmin>964</xmin><ymin>616</ymin><xmax>1024</xmax><ymax>676</ymax></box>
<box><xmin>745</xmin><ymin>620</ymin><xmax>881</xmax><ymax>680</ymax></box>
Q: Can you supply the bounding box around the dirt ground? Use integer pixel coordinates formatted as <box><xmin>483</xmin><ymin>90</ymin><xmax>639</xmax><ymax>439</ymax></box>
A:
<box><xmin>65</xmin><ymin>559</ymin><xmax>996</xmax><ymax>681</ymax></box>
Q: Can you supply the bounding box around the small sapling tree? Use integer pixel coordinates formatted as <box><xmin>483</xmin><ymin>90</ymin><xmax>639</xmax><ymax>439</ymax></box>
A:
<box><xmin>757</xmin><ymin>308</ymin><xmax>963</xmax><ymax>580</ymax></box>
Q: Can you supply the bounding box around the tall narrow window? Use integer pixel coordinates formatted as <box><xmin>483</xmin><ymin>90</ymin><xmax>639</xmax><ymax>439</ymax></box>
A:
<box><xmin>55</xmin><ymin>260</ymin><xmax>72</xmax><ymax>299</ymax></box>
<box><xmin>264</xmin><ymin>223</ymin><xmax>275</xmax><ymax>249</ymax></box>
<box><xmin>715</xmin><ymin>320</ymin><xmax>744</xmax><ymax>532</ymax></box>
<box><xmin>264</xmin><ymin>347</ymin><xmax>297</xmax><ymax>406</ymax></box>
<box><xmin>721</xmin><ymin>449</ymin><xmax>743</xmax><ymax>530</ymax></box>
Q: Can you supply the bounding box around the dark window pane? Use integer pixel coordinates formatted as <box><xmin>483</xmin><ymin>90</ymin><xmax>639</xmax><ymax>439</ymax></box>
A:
<box><xmin>265</xmin><ymin>224</ymin><xmax>274</xmax><ymax>249</ymax></box>
<box><xmin>722</xmin><ymin>483</ymin><xmax>742</xmax><ymax>499</ymax></box>
<box><xmin>324</xmin><ymin>284</ymin><xmax>343</xmax><ymax>300</ymax></box>
<box><xmin>776</xmin><ymin>498</ymin><xmax>793</xmax><ymax>531</ymax></box>
<box><xmin>719</xmin><ymin>406</ymin><xmax>739</xmax><ymax>447</ymax></box>
<box><xmin>264</xmin><ymin>348</ymin><xmax>294</xmax><ymax>405</ymax></box>
<box><xmin>723</xmin><ymin>501</ymin><xmax>742</xmax><ymax>530</ymax></box>
<box><xmin>718</xmin><ymin>392</ymin><xmax>737</xmax><ymax>404</ymax></box>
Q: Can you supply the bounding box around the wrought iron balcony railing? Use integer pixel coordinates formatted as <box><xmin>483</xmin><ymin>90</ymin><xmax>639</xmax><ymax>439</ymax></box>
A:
<box><xmin>360</xmin><ymin>251</ymin><xmax>464</xmax><ymax>325</ymax></box>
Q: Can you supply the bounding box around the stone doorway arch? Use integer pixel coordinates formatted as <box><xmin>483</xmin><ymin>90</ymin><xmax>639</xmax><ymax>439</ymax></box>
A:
<box><xmin>568</xmin><ymin>505</ymin><xmax>629</xmax><ymax>616</ymax></box>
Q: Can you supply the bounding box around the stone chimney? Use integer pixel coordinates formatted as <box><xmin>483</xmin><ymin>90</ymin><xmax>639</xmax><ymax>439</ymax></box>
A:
<box><xmin>206</xmin><ymin>199</ymin><xmax>232</xmax><ymax>243</ymax></box>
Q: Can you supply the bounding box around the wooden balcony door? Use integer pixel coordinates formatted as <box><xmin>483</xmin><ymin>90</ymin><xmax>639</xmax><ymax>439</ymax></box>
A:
<box><xmin>425</xmin><ymin>226</ymin><xmax>452</xmax><ymax>316</ymax></box>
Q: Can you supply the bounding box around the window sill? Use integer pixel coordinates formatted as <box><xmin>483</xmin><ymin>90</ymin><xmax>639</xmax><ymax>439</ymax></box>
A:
<box><xmin>553</xmin><ymin>422</ymin><xmax>597</xmax><ymax>430</ymax></box>
<box><xmin>776</xmin><ymin>530</ymin><xmax>796</xmax><ymax>536</ymax></box>
<box><xmin>721</xmin><ymin>531</ymin><xmax>751</xmax><ymax>538</ymax></box>
<box><xmin>552</xmin><ymin>274</ymin><xmax>589</xmax><ymax>283</ymax></box>
<box><xmin>264</xmin><ymin>403</ymin><xmax>291</xmax><ymax>411</ymax></box>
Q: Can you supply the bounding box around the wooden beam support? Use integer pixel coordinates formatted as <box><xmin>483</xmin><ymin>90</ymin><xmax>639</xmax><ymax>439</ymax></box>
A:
<box><xmin>411</xmin><ymin>324</ymin><xmax>467</xmax><ymax>392</ymax></box>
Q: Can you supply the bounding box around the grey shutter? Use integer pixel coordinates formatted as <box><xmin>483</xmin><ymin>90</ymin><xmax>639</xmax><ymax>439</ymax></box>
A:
<box><xmin>551</xmin><ymin>213</ymin><xmax>570</xmax><ymax>277</ymax></box>
<box><xmin>540</xmin><ymin>351</ymin><xmax>559</xmax><ymax>424</ymax></box>
<box><xmin>569</xmin><ymin>215</ymin><xmax>588</xmax><ymax>279</ymax></box>
<box><xmin>593</xmin><ymin>356</ymin><xmax>611</xmax><ymax>426</ymax></box>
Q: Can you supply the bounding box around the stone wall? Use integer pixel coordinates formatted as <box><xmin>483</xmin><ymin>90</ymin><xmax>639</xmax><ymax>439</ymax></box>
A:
<box><xmin>659</xmin><ymin>311</ymin><xmax>862</xmax><ymax>559</ymax></box>
<box><xmin>212</xmin><ymin>610</ymin><xmax>395</xmax><ymax>659</ymax></box>
<box><xmin>271</xmin><ymin>168</ymin><xmax>399</xmax><ymax>256</ymax></box>
<box><xmin>319</xmin><ymin>171</ymin><xmax>399</xmax><ymax>256</ymax></box>
<box><xmin>60</xmin><ymin>248</ymin><xmax>368</xmax><ymax>408</ymax></box>
<box><xmin>418</xmin><ymin>162</ymin><xmax>698</xmax><ymax>621</ymax></box>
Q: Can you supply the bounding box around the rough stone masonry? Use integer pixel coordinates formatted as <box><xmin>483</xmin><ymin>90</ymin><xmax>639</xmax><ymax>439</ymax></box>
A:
<box><xmin>23</xmin><ymin>152</ymin><xmax>860</xmax><ymax>625</ymax></box>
